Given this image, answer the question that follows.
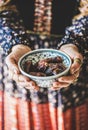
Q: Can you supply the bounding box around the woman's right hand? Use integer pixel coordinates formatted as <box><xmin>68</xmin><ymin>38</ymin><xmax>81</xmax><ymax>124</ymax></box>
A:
<box><xmin>5</xmin><ymin>44</ymin><xmax>39</xmax><ymax>91</ymax></box>
<box><xmin>52</xmin><ymin>44</ymin><xmax>83</xmax><ymax>90</ymax></box>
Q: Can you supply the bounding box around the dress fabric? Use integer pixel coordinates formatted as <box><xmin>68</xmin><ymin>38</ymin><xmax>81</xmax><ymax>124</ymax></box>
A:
<box><xmin>58</xmin><ymin>15</ymin><xmax>88</xmax><ymax>53</ymax></box>
<box><xmin>0</xmin><ymin>43</ymin><xmax>88</xmax><ymax>130</ymax></box>
<box><xmin>0</xmin><ymin>5</ymin><xmax>88</xmax><ymax>130</ymax></box>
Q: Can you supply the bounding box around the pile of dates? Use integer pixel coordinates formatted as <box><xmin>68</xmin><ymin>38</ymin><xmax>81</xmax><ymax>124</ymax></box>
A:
<box><xmin>24</xmin><ymin>56</ymin><xmax>66</xmax><ymax>77</ymax></box>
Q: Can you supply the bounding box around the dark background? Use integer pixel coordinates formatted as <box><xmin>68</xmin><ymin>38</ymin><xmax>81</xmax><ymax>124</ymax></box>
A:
<box><xmin>15</xmin><ymin>0</ymin><xmax>78</xmax><ymax>35</ymax></box>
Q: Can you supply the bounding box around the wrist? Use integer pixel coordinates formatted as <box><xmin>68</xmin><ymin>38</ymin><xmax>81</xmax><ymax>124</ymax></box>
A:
<box><xmin>60</xmin><ymin>44</ymin><xmax>79</xmax><ymax>52</ymax></box>
<box><xmin>58</xmin><ymin>42</ymin><xmax>85</xmax><ymax>55</ymax></box>
<box><xmin>11</xmin><ymin>44</ymin><xmax>31</xmax><ymax>52</ymax></box>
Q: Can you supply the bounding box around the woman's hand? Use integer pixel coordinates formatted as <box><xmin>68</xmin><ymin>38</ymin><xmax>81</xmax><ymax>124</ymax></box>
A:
<box><xmin>52</xmin><ymin>44</ymin><xmax>83</xmax><ymax>90</ymax></box>
<box><xmin>6</xmin><ymin>44</ymin><xmax>39</xmax><ymax>91</ymax></box>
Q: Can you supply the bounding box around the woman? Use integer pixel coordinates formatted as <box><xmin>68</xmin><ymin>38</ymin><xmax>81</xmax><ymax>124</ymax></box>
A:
<box><xmin>0</xmin><ymin>0</ymin><xmax>87</xmax><ymax>130</ymax></box>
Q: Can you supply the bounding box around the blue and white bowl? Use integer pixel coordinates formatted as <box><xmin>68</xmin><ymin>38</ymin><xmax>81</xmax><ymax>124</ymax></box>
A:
<box><xmin>18</xmin><ymin>49</ymin><xmax>72</xmax><ymax>88</ymax></box>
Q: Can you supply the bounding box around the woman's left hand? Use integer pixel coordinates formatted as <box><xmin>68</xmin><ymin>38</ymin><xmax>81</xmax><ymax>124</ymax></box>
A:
<box><xmin>52</xmin><ymin>44</ymin><xmax>83</xmax><ymax>90</ymax></box>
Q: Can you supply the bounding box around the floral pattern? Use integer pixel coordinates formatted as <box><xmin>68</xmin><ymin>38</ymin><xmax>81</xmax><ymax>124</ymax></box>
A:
<box><xmin>0</xmin><ymin>10</ymin><xmax>31</xmax><ymax>54</ymax></box>
<box><xmin>58</xmin><ymin>16</ymin><xmax>88</xmax><ymax>53</ymax></box>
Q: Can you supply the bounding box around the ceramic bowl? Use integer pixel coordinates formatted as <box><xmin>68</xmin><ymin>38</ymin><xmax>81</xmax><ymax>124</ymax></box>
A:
<box><xmin>18</xmin><ymin>49</ymin><xmax>71</xmax><ymax>88</ymax></box>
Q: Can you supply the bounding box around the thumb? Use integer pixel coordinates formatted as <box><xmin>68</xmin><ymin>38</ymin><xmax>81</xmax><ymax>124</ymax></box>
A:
<box><xmin>5</xmin><ymin>55</ymin><xmax>20</xmax><ymax>74</ymax></box>
<box><xmin>70</xmin><ymin>57</ymin><xmax>83</xmax><ymax>74</ymax></box>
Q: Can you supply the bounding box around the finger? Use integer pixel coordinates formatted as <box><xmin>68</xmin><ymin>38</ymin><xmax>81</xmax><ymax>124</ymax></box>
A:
<box><xmin>8</xmin><ymin>70</ymin><xmax>14</xmax><ymax>79</ymax></box>
<box><xmin>25</xmin><ymin>85</ymin><xmax>39</xmax><ymax>91</ymax></box>
<box><xmin>13</xmin><ymin>73</ymin><xmax>31</xmax><ymax>82</ymax></box>
<box><xmin>73</xmin><ymin>70</ymin><xmax>79</xmax><ymax>79</ymax></box>
<box><xmin>12</xmin><ymin>72</ymin><xmax>39</xmax><ymax>90</ymax></box>
<box><xmin>29</xmin><ymin>81</ymin><xmax>39</xmax><ymax>90</ymax></box>
<box><xmin>52</xmin><ymin>81</ymin><xmax>69</xmax><ymax>89</ymax></box>
<box><xmin>9</xmin><ymin>69</ymin><xmax>31</xmax><ymax>82</ymax></box>
<box><xmin>6</xmin><ymin>56</ymin><xmax>20</xmax><ymax>74</ymax></box>
<box><xmin>58</xmin><ymin>70</ymin><xmax>79</xmax><ymax>84</ymax></box>
<box><xmin>71</xmin><ymin>58</ymin><xmax>83</xmax><ymax>74</ymax></box>
<box><xmin>58</xmin><ymin>75</ymin><xmax>74</xmax><ymax>83</ymax></box>
<box><xmin>18</xmin><ymin>81</ymin><xmax>39</xmax><ymax>90</ymax></box>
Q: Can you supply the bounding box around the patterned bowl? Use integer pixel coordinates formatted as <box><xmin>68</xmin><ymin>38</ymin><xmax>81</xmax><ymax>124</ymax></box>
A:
<box><xmin>18</xmin><ymin>49</ymin><xmax>71</xmax><ymax>88</ymax></box>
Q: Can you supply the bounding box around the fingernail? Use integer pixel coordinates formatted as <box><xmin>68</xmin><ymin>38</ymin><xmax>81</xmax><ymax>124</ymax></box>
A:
<box><xmin>33</xmin><ymin>86</ymin><xmax>39</xmax><ymax>91</ymax></box>
<box><xmin>14</xmin><ymin>69</ymin><xmax>19</xmax><ymax>74</ymax></box>
<box><xmin>71</xmin><ymin>69</ymin><xmax>75</xmax><ymax>74</ymax></box>
<box><xmin>35</xmin><ymin>87</ymin><xmax>40</xmax><ymax>91</ymax></box>
<box><xmin>51</xmin><ymin>87</ymin><xmax>59</xmax><ymax>90</ymax></box>
<box><xmin>35</xmin><ymin>86</ymin><xmax>39</xmax><ymax>90</ymax></box>
<box><xmin>51</xmin><ymin>87</ymin><xmax>55</xmax><ymax>90</ymax></box>
<box><xmin>25</xmin><ymin>78</ymin><xmax>30</xmax><ymax>82</ymax></box>
<box><xmin>14</xmin><ymin>69</ymin><xmax>17</xmax><ymax>73</ymax></box>
<box><xmin>59</xmin><ymin>77</ymin><xmax>63</xmax><ymax>81</ymax></box>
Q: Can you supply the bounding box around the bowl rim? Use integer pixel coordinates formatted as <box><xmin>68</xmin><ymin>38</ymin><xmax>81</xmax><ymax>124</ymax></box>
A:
<box><xmin>18</xmin><ymin>49</ymin><xmax>72</xmax><ymax>80</ymax></box>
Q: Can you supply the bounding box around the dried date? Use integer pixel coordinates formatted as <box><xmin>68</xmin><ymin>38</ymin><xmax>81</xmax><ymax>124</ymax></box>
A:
<box><xmin>30</xmin><ymin>72</ymin><xmax>46</xmax><ymax>76</ymax></box>
<box><xmin>24</xmin><ymin>60</ymin><xmax>32</xmax><ymax>73</ymax></box>
<box><xmin>24</xmin><ymin>56</ymin><xmax>66</xmax><ymax>77</ymax></box>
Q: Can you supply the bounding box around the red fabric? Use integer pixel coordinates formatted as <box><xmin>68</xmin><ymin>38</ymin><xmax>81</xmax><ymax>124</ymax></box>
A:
<box><xmin>0</xmin><ymin>91</ymin><xmax>4</xmax><ymax>130</ymax></box>
<box><xmin>0</xmin><ymin>91</ymin><xmax>88</xmax><ymax>130</ymax></box>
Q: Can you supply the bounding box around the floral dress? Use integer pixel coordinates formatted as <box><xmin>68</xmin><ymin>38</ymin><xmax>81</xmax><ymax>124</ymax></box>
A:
<box><xmin>0</xmin><ymin>1</ymin><xmax>88</xmax><ymax>130</ymax></box>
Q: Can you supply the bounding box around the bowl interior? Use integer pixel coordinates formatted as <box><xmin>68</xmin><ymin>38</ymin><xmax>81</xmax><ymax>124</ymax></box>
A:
<box><xmin>18</xmin><ymin>49</ymin><xmax>71</xmax><ymax>80</ymax></box>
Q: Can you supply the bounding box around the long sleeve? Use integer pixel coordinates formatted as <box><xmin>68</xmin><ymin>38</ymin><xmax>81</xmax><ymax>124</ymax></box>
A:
<box><xmin>58</xmin><ymin>16</ymin><xmax>88</xmax><ymax>53</ymax></box>
<box><xmin>0</xmin><ymin>9</ymin><xmax>31</xmax><ymax>55</ymax></box>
